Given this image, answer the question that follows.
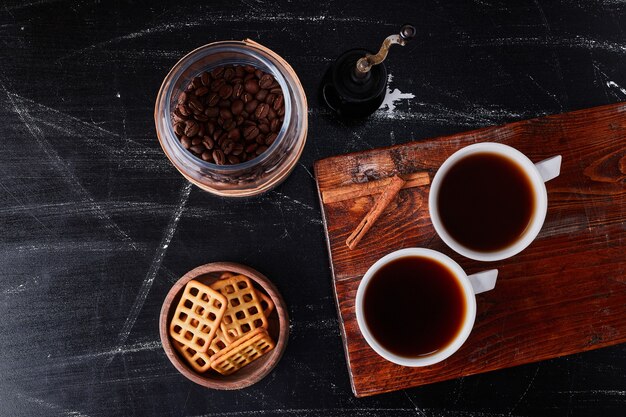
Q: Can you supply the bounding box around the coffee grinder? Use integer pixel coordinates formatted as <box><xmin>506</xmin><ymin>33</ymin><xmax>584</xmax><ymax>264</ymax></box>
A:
<box><xmin>320</xmin><ymin>24</ymin><xmax>416</xmax><ymax>118</ymax></box>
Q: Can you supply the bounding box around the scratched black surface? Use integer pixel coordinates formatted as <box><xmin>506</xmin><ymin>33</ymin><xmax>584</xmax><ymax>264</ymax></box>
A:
<box><xmin>0</xmin><ymin>1</ymin><xmax>624</xmax><ymax>416</ymax></box>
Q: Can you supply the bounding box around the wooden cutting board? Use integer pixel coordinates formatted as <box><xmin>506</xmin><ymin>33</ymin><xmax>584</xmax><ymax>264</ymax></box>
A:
<box><xmin>314</xmin><ymin>102</ymin><xmax>626</xmax><ymax>397</ymax></box>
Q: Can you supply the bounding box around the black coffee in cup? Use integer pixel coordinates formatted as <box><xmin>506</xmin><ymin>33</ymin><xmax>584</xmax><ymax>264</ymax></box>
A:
<box><xmin>363</xmin><ymin>256</ymin><xmax>467</xmax><ymax>358</ymax></box>
<box><xmin>437</xmin><ymin>152</ymin><xmax>535</xmax><ymax>252</ymax></box>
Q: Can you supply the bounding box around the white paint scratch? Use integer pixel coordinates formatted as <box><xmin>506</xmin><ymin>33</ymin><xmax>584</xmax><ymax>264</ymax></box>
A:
<box><xmin>0</xmin><ymin>80</ymin><xmax>143</xmax><ymax>253</ymax></box>
<box><xmin>378</xmin><ymin>73</ymin><xmax>415</xmax><ymax>116</ymax></box>
<box><xmin>607</xmin><ymin>81</ymin><xmax>626</xmax><ymax>96</ymax></box>
<box><xmin>298</xmin><ymin>162</ymin><xmax>314</xmax><ymax>180</ymax></box>
<box><xmin>403</xmin><ymin>391</ymin><xmax>429</xmax><ymax>417</ymax></box>
<box><xmin>105</xmin><ymin>182</ymin><xmax>192</xmax><ymax>366</ymax></box>
<box><xmin>272</xmin><ymin>191</ymin><xmax>315</xmax><ymax>211</ymax></box>
<box><xmin>14</xmin><ymin>392</ymin><xmax>92</xmax><ymax>417</ymax></box>
<box><xmin>508</xmin><ymin>366</ymin><xmax>540</xmax><ymax>416</ymax></box>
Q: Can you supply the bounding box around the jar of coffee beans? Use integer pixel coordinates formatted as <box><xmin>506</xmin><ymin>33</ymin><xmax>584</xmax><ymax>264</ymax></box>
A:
<box><xmin>155</xmin><ymin>40</ymin><xmax>308</xmax><ymax>197</ymax></box>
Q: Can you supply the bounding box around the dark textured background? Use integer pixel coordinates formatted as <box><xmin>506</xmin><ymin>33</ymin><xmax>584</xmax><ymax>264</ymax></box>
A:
<box><xmin>0</xmin><ymin>1</ymin><xmax>625</xmax><ymax>416</ymax></box>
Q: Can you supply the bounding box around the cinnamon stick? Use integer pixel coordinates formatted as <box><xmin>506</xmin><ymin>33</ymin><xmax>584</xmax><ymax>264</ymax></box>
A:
<box><xmin>346</xmin><ymin>175</ymin><xmax>406</xmax><ymax>250</ymax></box>
<box><xmin>322</xmin><ymin>171</ymin><xmax>429</xmax><ymax>204</ymax></box>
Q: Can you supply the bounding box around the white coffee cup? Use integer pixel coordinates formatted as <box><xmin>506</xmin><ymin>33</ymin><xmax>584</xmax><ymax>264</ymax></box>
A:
<box><xmin>429</xmin><ymin>143</ymin><xmax>561</xmax><ymax>262</ymax></box>
<box><xmin>355</xmin><ymin>248</ymin><xmax>498</xmax><ymax>367</ymax></box>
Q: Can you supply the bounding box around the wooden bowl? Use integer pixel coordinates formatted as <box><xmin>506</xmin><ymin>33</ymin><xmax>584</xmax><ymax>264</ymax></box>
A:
<box><xmin>159</xmin><ymin>262</ymin><xmax>289</xmax><ymax>389</ymax></box>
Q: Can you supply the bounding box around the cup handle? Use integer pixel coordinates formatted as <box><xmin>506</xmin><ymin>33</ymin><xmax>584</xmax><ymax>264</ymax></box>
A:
<box><xmin>467</xmin><ymin>269</ymin><xmax>498</xmax><ymax>294</ymax></box>
<box><xmin>534</xmin><ymin>155</ymin><xmax>562</xmax><ymax>182</ymax></box>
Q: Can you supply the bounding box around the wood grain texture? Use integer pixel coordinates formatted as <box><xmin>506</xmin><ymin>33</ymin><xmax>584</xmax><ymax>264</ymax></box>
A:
<box><xmin>314</xmin><ymin>102</ymin><xmax>626</xmax><ymax>397</ymax></box>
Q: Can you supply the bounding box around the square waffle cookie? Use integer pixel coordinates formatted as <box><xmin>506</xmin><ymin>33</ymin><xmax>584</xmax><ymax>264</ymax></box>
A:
<box><xmin>211</xmin><ymin>274</ymin><xmax>269</xmax><ymax>343</ymax></box>
<box><xmin>173</xmin><ymin>341</ymin><xmax>212</xmax><ymax>373</ymax></box>
<box><xmin>206</xmin><ymin>328</ymin><xmax>230</xmax><ymax>357</ymax></box>
<box><xmin>169</xmin><ymin>280</ymin><xmax>227</xmax><ymax>353</ymax></box>
<box><xmin>210</xmin><ymin>328</ymin><xmax>275</xmax><ymax>375</ymax></box>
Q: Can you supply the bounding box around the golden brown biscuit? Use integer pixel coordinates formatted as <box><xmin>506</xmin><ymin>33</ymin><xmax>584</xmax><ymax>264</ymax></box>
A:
<box><xmin>210</xmin><ymin>328</ymin><xmax>275</xmax><ymax>375</ymax></box>
<box><xmin>210</xmin><ymin>275</ymin><xmax>268</xmax><ymax>343</ymax></box>
<box><xmin>169</xmin><ymin>280</ymin><xmax>227</xmax><ymax>353</ymax></box>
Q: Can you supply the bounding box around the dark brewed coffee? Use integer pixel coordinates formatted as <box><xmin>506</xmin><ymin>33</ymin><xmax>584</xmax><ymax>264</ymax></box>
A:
<box><xmin>437</xmin><ymin>152</ymin><xmax>535</xmax><ymax>252</ymax></box>
<box><xmin>363</xmin><ymin>256</ymin><xmax>466</xmax><ymax>358</ymax></box>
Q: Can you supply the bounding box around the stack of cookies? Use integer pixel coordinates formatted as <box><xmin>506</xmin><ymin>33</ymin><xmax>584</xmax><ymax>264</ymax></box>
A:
<box><xmin>169</xmin><ymin>272</ymin><xmax>276</xmax><ymax>375</ymax></box>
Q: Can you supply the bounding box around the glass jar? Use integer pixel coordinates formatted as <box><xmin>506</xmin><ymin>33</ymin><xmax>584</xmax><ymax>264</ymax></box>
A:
<box><xmin>154</xmin><ymin>40</ymin><xmax>308</xmax><ymax>197</ymax></box>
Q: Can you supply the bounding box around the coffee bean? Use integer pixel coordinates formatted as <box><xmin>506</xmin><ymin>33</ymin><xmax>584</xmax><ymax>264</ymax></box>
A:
<box><xmin>223</xmin><ymin>67</ymin><xmax>235</xmax><ymax>81</ymax></box>
<box><xmin>245</xmin><ymin>99</ymin><xmax>259</xmax><ymax>114</ymax></box>
<box><xmin>195</xmin><ymin>86</ymin><xmax>209</xmax><ymax>97</ymax></box>
<box><xmin>210</xmin><ymin>78</ymin><xmax>226</xmax><ymax>92</ymax></box>
<box><xmin>172</xmin><ymin>64</ymin><xmax>285</xmax><ymax>165</ymax></box>
<box><xmin>231</xmin><ymin>99</ymin><xmax>244</xmax><ymax>115</ymax></box>
<box><xmin>218</xmin><ymin>84</ymin><xmax>233</xmax><ymax>99</ymax></box>
<box><xmin>222</xmin><ymin>119</ymin><xmax>235</xmax><ymax>131</ymax></box>
<box><xmin>243</xmin><ymin>125</ymin><xmax>260</xmax><ymax>141</ymax></box>
<box><xmin>259</xmin><ymin>74</ymin><xmax>274</xmax><ymax>89</ymax></box>
<box><xmin>222</xmin><ymin>140</ymin><xmax>234</xmax><ymax>155</ymax></box>
<box><xmin>179</xmin><ymin>103</ymin><xmax>191</xmax><ymax>117</ymax></box>
<box><xmin>265</xmin><ymin>133</ymin><xmax>278</xmax><ymax>146</ymax></box>
<box><xmin>245</xmin><ymin>79</ymin><xmax>260</xmax><ymax>94</ymax></box>
<box><xmin>174</xmin><ymin>122</ymin><xmax>185</xmax><ymax>136</ymax></box>
<box><xmin>184</xmin><ymin>120</ymin><xmax>200</xmax><ymax>137</ymax></box>
<box><xmin>270</xmin><ymin>118</ymin><xmax>280</xmax><ymax>132</ymax></box>
<box><xmin>219</xmin><ymin>108</ymin><xmax>233</xmax><ymax>119</ymax></box>
<box><xmin>173</xmin><ymin>108</ymin><xmax>186</xmax><ymax>122</ymax></box>
<box><xmin>205</xmin><ymin>106</ymin><xmax>219</xmax><ymax>118</ymax></box>
<box><xmin>212</xmin><ymin>149</ymin><xmax>226</xmax><ymax>165</ymax></box>
<box><xmin>233</xmin><ymin>83</ymin><xmax>244</xmax><ymax>99</ymax></box>
<box><xmin>201</xmin><ymin>72</ymin><xmax>210</xmax><ymax>86</ymax></box>
<box><xmin>227</xmin><ymin>128</ymin><xmax>241</xmax><ymax>141</ymax></box>
<box><xmin>202</xmin><ymin>136</ymin><xmax>214</xmax><ymax>150</ymax></box>
<box><xmin>194</xmin><ymin>113</ymin><xmax>209</xmax><ymax>122</ymax></box>
<box><xmin>207</xmin><ymin>93</ymin><xmax>220</xmax><ymax>107</ymax></box>
<box><xmin>273</xmin><ymin>94</ymin><xmax>283</xmax><ymax>110</ymax></box>
<box><xmin>210</xmin><ymin>66</ymin><xmax>225</xmax><ymax>79</ymax></box>
<box><xmin>255</xmin><ymin>89</ymin><xmax>268</xmax><ymax>101</ymax></box>
<box><xmin>265</xmin><ymin>93</ymin><xmax>276</xmax><ymax>105</ymax></box>
<box><xmin>255</xmin><ymin>103</ymin><xmax>269</xmax><ymax>119</ymax></box>
<box><xmin>231</xmin><ymin>142</ymin><xmax>244</xmax><ymax>156</ymax></box>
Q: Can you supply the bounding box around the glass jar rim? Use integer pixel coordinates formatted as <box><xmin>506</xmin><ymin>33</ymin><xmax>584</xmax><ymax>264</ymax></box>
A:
<box><xmin>158</xmin><ymin>40</ymin><xmax>293</xmax><ymax>172</ymax></box>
